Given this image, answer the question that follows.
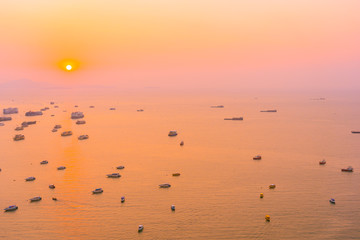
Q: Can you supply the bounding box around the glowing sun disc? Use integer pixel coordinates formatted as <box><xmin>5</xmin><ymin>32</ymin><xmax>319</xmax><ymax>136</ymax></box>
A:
<box><xmin>66</xmin><ymin>65</ymin><xmax>72</xmax><ymax>71</ymax></box>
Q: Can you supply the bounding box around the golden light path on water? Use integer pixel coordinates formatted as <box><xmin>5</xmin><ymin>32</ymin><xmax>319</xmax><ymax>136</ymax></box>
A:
<box><xmin>0</xmin><ymin>92</ymin><xmax>359</xmax><ymax>239</ymax></box>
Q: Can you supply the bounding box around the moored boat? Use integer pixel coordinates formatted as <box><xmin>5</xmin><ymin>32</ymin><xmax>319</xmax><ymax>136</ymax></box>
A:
<box><xmin>30</xmin><ymin>196</ymin><xmax>42</xmax><ymax>202</ymax></box>
<box><xmin>171</xmin><ymin>205</ymin><xmax>175</xmax><ymax>211</ymax></box>
<box><xmin>25</xmin><ymin>176</ymin><xmax>36</xmax><ymax>181</ymax></box>
<box><xmin>341</xmin><ymin>166</ymin><xmax>353</xmax><ymax>172</ymax></box>
<box><xmin>4</xmin><ymin>205</ymin><xmax>18</xmax><ymax>212</ymax></box>
<box><xmin>121</xmin><ymin>196</ymin><xmax>125</xmax><ymax>203</ymax></box>
<box><xmin>180</xmin><ymin>141</ymin><xmax>184</xmax><ymax>146</ymax></box>
<box><xmin>40</xmin><ymin>160</ymin><xmax>48</xmax><ymax>164</ymax></box>
<box><xmin>168</xmin><ymin>131</ymin><xmax>178</xmax><ymax>137</ymax></box>
<box><xmin>13</xmin><ymin>134</ymin><xmax>25</xmax><ymax>141</ymax></box>
<box><xmin>159</xmin><ymin>183</ymin><xmax>171</xmax><ymax>188</ymax></box>
<box><xmin>92</xmin><ymin>188</ymin><xmax>103</xmax><ymax>194</ymax></box>
<box><xmin>107</xmin><ymin>173</ymin><xmax>121</xmax><ymax>178</ymax></box>
<box><xmin>329</xmin><ymin>198</ymin><xmax>335</xmax><ymax>204</ymax></box>
<box><xmin>116</xmin><ymin>166</ymin><xmax>125</xmax><ymax>169</ymax></box>
<box><xmin>253</xmin><ymin>155</ymin><xmax>262</xmax><ymax>160</ymax></box>
<box><xmin>224</xmin><ymin>117</ymin><xmax>243</xmax><ymax>120</ymax></box>
<box><xmin>49</xmin><ymin>184</ymin><xmax>55</xmax><ymax>189</ymax></box>
<box><xmin>78</xmin><ymin>135</ymin><xmax>89</xmax><ymax>140</ymax></box>
<box><xmin>138</xmin><ymin>225</ymin><xmax>144</xmax><ymax>232</ymax></box>
<box><xmin>269</xmin><ymin>184</ymin><xmax>276</xmax><ymax>189</ymax></box>
<box><xmin>61</xmin><ymin>131</ymin><xmax>72</xmax><ymax>136</ymax></box>
<box><xmin>76</xmin><ymin>120</ymin><xmax>86</xmax><ymax>124</ymax></box>
<box><xmin>57</xmin><ymin>166</ymin><xmax>66</xmax><ymax>170</ymax></box>
<box><xmin>319</xmin><ymin>159</ymin><xmax>326</xmax><ymax>165</ymax></box>
<box><xmin>71</xmin><ymin>112</ymin><xmax>84</xmax><ymax>119</ymax></box>
<box><xmin>172</xmin><ymin>173</ymin><xmax>181</xmax><ymax>176</ymax></box>
<box><xmin>351</xmin><ymin>131</ymin><xmax>360</xmax><ymax>134</ymax></box>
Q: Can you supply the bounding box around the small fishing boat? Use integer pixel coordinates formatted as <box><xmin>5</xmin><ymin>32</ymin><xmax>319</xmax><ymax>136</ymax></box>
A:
<box><xmin>116</xmin><ymin>166</ymin><xmax>125</xmax><ymax>169</ymax></box>
<box><xmin>138</xmin><ymin>225</ymin><xmax>144</xmax><ymax>232</ymax></box>
<box><xmin>253</xmin><ymin>155</ymin><xmax>262</xmax><ymax>160</ymax></box>
<box><xmin>171</xmin><ymin>205</ymin><xmax>175</xmax><ymax>211</ymax></box>
<box><xmin>351</xmin><ymin>131</ymin><xmax>360</xmax><ymax>134</ymax></box>
<box><xmin>78</xmin><ymin>135</ymin><xmax>89</xmax><ymax>140</ymax></box>
<box><xmin>224</xmin><ymin>117</ymin><xmax>243</xmax><ymax>120</ymax></box>
<box><xmin>319</xmin><ymin>159</ymin><xmax>326</xmax><ymax>165</ymax></box>
<box><xmin>341</xmin><ymin>166</ymin><xmax>353</xmax><ymax>172</ymax></box>
<box><xmin>121</xmin><ymin>196</ymin><xmax>125</xmax><ymax>203</ymax></box>
<box><xmin>15</xmin><ymin>126</ymin><xmax>24</xmax><ymax>131</ymax></box>
<box><xmin>52</xmin><ymin>197</ymin><xmax>57</xmax><ymax>201</ymax></box>
<box><xmin>168</xmin><ymin>131</ymin><xmax>177</xmax><ymax>137</ymax></box>
<box><xmin>329</xmin><ymin>198</ymin><xmax>335</xmax><ymax>204</ymax></box>
<box><xmin>40</xmin><ymin>160</ymin><xmax>48</xmax><ymax>164</ymax></box>
<box><xmin>107</xmin><ymin>173</ymin><xmax>121</xmax><ymax>178</ymax></box>
<box><xmin>137</xmin><ymin>109</ymin><xmax>144</xmax><ymax>112</ymax></box>
<box><xmin>13</xmin><ymin>134</ymin><xmax>25</xmax><ymax>141</ymax></box>
<box><xmin>30</xmin><ymin>196</ymin><xmax>42</xmax><ymax>202</ymax></box>
<box><xmin>92</xmin><ymin>188</ymin><xmax>103</xmax><ymax>194</ymax></box>
<box><xmin>110</xmin><ymin>107</ymin><xmax>116</xmax><ymax>110</ymax></box>
<box><xmin>76</xmin><ymin>120</ymin><xmax>86</xmax><ymax>125</ymax></box>
<box><xmin>49</xmin><ymin>184</ymin><xmax>55</xmax><ymax>189</ymax></box>
<box><xmin>57</xmin><ymin>166</ymin><xmax>66</xmax><ymax>170</ymax></box>
<box><xmin>172</xmin><ymin>173</ymin><xmax>181</xmax><ymax>176</ymax></box>
<box><xmin>54</xmin><ymin>125</ymin><xmax>62</xmax><ymax>129</ymax></box>
<box><xmin>61</xmin><ymin>131</ymin><xmax>72</xmax><ymax>136</ymax></box>
<box><xmin>4</xmin><ymin>205</ymin><xmax>18</xmax><ymax>212</ymax></box>
<box><xmin>159</xmin><ymin>183</ymin><xmax>171</xmax><ymax>188</ymax></box>
<box><xmin>52</xmin><ymin>129</ymin><xmax>58</xmax><ymax>132</ymax></box>
<box><xmin>25</xmin><ymin>176</ymin><xmax>36</xmax><ymax>181</ymax></box>
<box><xmin>180</xmin><ymin>141</ymin><xmax>184</xmax><ymax>146</ymax></box>
<box><xmin>269</xmin><ymin>184</ymin><xmax>276</xmax><ymax>189</ymax></box>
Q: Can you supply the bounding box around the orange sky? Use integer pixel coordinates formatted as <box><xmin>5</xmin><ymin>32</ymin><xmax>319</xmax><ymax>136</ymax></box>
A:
<box><xmin>0</xmin><ymin>0</ymin><xmax>359</xmax><ymax>90</ymax></box>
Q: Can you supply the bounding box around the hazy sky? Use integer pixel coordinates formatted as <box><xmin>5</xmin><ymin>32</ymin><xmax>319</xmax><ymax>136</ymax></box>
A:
<box><xmin>1</xmin><ymin>0</ymin><xmax>359</xmax><ymax>91</ymax></box>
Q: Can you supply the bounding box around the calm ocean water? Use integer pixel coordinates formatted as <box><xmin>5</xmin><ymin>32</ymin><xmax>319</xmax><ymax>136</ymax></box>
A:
<box><xmin>0</xmin><ymin>92</ymin><xmax>359</xmax><ymax>239</ymax></box>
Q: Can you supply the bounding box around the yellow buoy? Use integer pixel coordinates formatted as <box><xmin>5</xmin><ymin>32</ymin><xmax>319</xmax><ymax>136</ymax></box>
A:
<box><xmin>260</xmin><ymin>193</ymin><xmax>264</xmax><ymax>198</ymax></box>
<box><xmin>265</xmin><ymin>215</ymin><xmax>270</xmax><ymax>221</ymax></box>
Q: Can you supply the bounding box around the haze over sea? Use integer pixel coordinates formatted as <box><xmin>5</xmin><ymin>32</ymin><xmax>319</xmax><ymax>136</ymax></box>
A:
<box><xmin>1</xmin><ymin>89</ymin><xmax>359</xmax><ymax>239</ymax></box>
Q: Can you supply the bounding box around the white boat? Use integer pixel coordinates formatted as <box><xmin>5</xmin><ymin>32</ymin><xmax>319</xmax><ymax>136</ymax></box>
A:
<box><xmin>71</xmin><ymin>111</ymin><xmax>84</xmax><ymax>119</ymax></box>
<box><xmin>107</xmin><ymin>173</ymin><xmax>121</xmax><ymax>178</ymax></box>
<box><xmin>168</xmin><ymin>131</ymin><xmax>177</xmax><ymax>137</ymax></box>
<box><xmin>159</xmin><ymin>183</ymin><xmax>171</xmax><ymax>188</ymax></box>
<box><xmin>25</xmin><ymin>176</ymin><xmax>36</xmax><ymax>181</ymax></box>
<box><xmin>138</xmin><ymin>225</ymin><xmax>144</xmax><ymax>232</ymax></box>
<box><xmin>171</xmin><ymin>205</ymin><xmax>175</xmax><ymax>211</ymax></box>
<box><xmin>40</xmin><ymin>160</ymin><xmax>48</xmax><ymax>164</ymax></box>
<box><xmin>57</xmin><ymin>166</ymin><xmax>66</xmax><ymax>170</ymax></box>
<box><xmin>4</xmin><ymin>205</ymin><xmax>18</xmax><ymax>212</ymax></box>
<box><xmin>49</xmin><ymin>184</ymin><xmax>55</xmax><ymax>189</ymax></box>
<box><xmin>116</xmin><ymin>166</ymin><xmax>125</xmax><ymax>169</ymax></box>
<box><xmin>121</xmin><ymin>196</ymin><xmax>125</xmax><ymax>203</ymax></box>
<box><xmin>329</xmin><ymin>198</ymin><xmax>335</xmax><ymax>204</ymax></box>
<box><xmin>78</xmin><ymin>135</ymin><xmax>89</xmax><ymax>140</ymax></box>
<box><xmin>30</xmin><ymin>196</ymin><xmax>42</xmax><ymax>202</ymax></box>
<box><xmin>92</xmin><ymin>188</ymin><xmax>103</xmax><ymax>194</ymax></box>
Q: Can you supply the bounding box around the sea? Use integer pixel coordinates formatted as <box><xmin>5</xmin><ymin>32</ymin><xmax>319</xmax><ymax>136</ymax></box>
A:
<box><xmin>0</xmin><ymin>90</ymin><xmax>359</xmax><ymax>239</ymax></box>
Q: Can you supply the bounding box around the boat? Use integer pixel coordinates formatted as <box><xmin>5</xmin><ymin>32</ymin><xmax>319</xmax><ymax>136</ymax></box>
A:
<box><xmin>76</xmin><ymin>120</ymin><xmax>86</xmax><ymax>124</ymax></box>
<box><xmin>89</xmin><ymin>106</ymin><xmax>95</xmax><ymax>108</ymax></box>
<box><xmin>138</xmin><ymin>225</ymin><xmax>144</xmax><ymax>232</ymax></box>
<box><xmin>74</xmin><ymin>105</ymin><xmax>78</xmax><ymax>107</ymax></box>
<box><xmin>180</xmin><ymin>141</ymin><xmax>184</xmax><ymax>146</ymax></box>
<box><xmin>109</xmin><ymin>107</ymin><xmax>116</xmax><ymax>110</ymax></box>
<box><xmin>329</xmin><ymin>198</ymin><xmax>336</xmax><ymax>204</ymax></box>
<box><xmin>121</xmin><ymin>196</ymin><xmax>125</xmax><ymax>203</ymax></box>
<box><xmin>4</xmin><ymin>205</ymin><xmax>18</xmax><ymax>212</ymax></box>
<box><xmin>40</xmin><ymin>160</ymin><xmax>48</xmax><ymax>164</ymax></box>
<box><xmin>3</xmin><ymin>107</ymin><xmax>18</xmax><ymax>114</ymax></box>
<box><xmin>54</xmin><ymin>105</ymin><xmax>59</xmax><ymax>108</ymax></box>
<box><xmin>171</xmin><ymin>205</ymin><xmax>175</xmax><ymax>211</ymax></box>
<box><xmin>61</xmin><ymin>131</ymin><xmax>72</xmax><ymax>136</ymax></box>
<box><xmin>107</xmin><ymin>173</ymin><xmax>121</xmax><ymax>178</ymax></box>
<box><xmin>54</xmin><ymin>125</ymin><xmax>62</xmax><ymax>129</ymax></box>
<box><xmin>25</xmin><ymin>176</ymin><xmax>36</xmax><ymax>181</ymax></box>
<box><xmin>168</xmin><ymin>131</ymin><xmax>178</xmax><ymax>137</ymax></box>
<box><xmin>50</xmin><ymin>102</ymin><xmax>55</xmax><ymax>105</ymax></box>
<box><xmin>52</xmin><ymin>129</ymin><xmax>58</xmax><ymax>132</ymax></box>
<box><xmin>13</xmin><ymin>134</ymin><xmax>25</xmax><ymax>141</ymax></box>
<box><xmin>0</xmin><ymin>116</ymin><xmax>12</xmax><ymax>121</ymax></box>
<box><xmin>341</xmin><ymin>166</ymin><xmax>353</xmax><ymax>172</ymax></box>
<box><xmin>224</xmin><ymin>117</ymin><xmax>243</xmax><ymax>120</ymax></box>
<box><xmin>253</xmin><ymin>155</ymin><xmax>262</xmax><ymax>160</ymax></box>
<box><xmin>15</xmin><ymin>126</ymin><xmax>24</xmax><ymax>131</ymax></box>
<box><xmin>0</xmin><ymin>123</ymin><xmax>4</xmax><ymax>126</ymax></box>
<box><xmin>351</xmin><ymin>131</ymin><xmax>360</xmax><ymax>134</ymax></box>
<box><xmin>49</xmin><ymin>184</ymin><xmax>55</xmax><ymax>189</ymax></box>
<box><xmin>137</xmin><ymin>109</ymin><xmax>144</xmax><ymax>112</ymax></box>
<box><xmin>116</xmin><ymin>166</ymin><xmax>125</xmax><ymax>169</ymax></box>
<box><xmin>25</xmin><ymin>111</ymin><xmax>43</xmax><ymax>116</ymax></box>
<box><xmin>57</xmin><ymin>166</ymin><xmax>66</xmax><ymax>170</ymax></box>
<box><xmin>30</xmin><ymin>196</ymin><xmax>42</xmax><ymax>202</ymax></box>
<box><xmin>22</xmin><ymin>121</ymin><xmax>36</xmax><ymax>126</ymax></box>
<box><xmin>260</xmin><ymin>110</ymin><xmax>277</xmax><ymax>112</ymax></box>
<box><xmin>92</xmin><ymin>188</ymin><xmax>103</xmax><ymax>194</ymax></box>
<box><xmin>78</xmin><ymin>135</ymin><xmax>89</xmax><ymax>140</ymax></box>
<box><xmin>159</xmin><ymin>183</ymin><xmax>171</xmax><ymax>188</ymax></box>
<box><xmin>319</xmin><ymin>159</ymin><xmax>326</xmax><ymax>165</ymax></box>
<box><xmin>52</xmin><ymin>197</ymin><xmax>57</xmax><ymax>201</ymax></box>
<box><xmin>71</xmin><ymin>111</ymin><xmax>84</xmax><ymax>119</ymax></box>
<box><xmin>269</xmin><ymin>184</ymin><xmax>276</xmax><ymax>189</ymax></box>
<box><xmin>210</xmin><ymin>105</ymin><xmax>224</xmax><ymax>108</ymax></box>
<box><xmin>172</xmin><ymin>173</ymin><xmax>181</xmax><ymax>176</ymax></box>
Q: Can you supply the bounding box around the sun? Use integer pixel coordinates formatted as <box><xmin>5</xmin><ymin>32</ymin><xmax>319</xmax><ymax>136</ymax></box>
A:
<box><xmin>66</xmin><ymin>65</ymin><xmax>72</xmax><ymax>71</ymax></box>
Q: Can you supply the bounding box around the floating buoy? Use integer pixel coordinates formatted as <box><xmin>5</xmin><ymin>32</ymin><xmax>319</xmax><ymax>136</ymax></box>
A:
<box><xmin>121</xmin><ymin>196</ymin><xmax>125</xmax><ymax>203</ymax></box>
<box><xmin>171</xmin><ymin>205</ymin><xmax>175</xmax><ymax>211</ymax></box>
<box><xmin>265</xmin><ymin>215</ymin><xmax>270</xmax><ymax>221</ymax></box>
<box><xmin>260</xmin><ymin>193</ymin><xmax>264</xmax><ymax>198</ymax></box>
